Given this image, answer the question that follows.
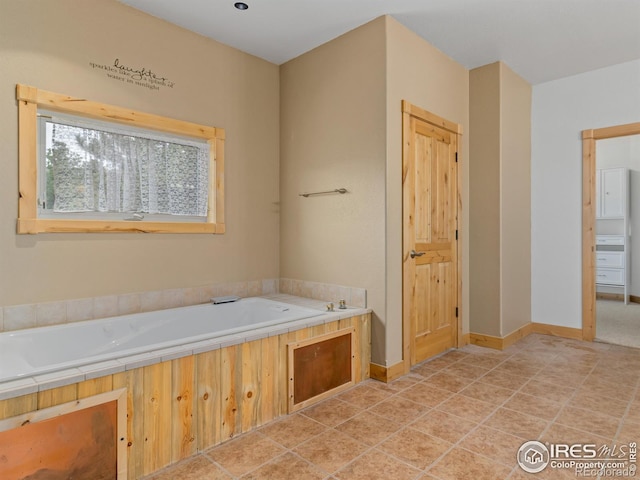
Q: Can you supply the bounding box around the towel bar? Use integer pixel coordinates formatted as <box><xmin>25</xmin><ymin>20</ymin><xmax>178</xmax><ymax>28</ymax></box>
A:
<box><xmin>299</xmin><ymin>188</ymin><xmax>347</xmax><ymax>197</ymax></box>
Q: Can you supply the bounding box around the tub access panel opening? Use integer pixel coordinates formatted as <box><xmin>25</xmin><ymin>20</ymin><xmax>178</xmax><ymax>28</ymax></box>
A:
<box><xmin>287</xmin><ymin>327</ymin><xmax>355</xmax><ymax>412</ymax></box>
<box><xmin>0</xmin><ymin>388</ymin><xmax>127</xmax><ymax>480</ymax></box>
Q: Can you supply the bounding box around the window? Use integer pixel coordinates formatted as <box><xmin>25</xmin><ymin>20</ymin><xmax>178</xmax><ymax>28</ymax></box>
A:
<box><xmin>39</xmin><ymin>113</ymin><xmax>210</xmax><ymax>221</ymax></box>
<box><xmin>16</xmin><ymin>84</ymin><xmax>225</xmax><ymax>234</ymax></box>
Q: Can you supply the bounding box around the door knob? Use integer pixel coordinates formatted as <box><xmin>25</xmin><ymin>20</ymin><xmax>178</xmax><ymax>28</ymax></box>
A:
<box><xmin>410</xmin><ymin>250</ymin><xmax>425</xmax><ymax>258</ymax></box>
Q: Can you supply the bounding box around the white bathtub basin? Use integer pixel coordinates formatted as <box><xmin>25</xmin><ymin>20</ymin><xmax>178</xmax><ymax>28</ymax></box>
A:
<box><xmin>0</xmin><ymin>297</ymin><xmax>323</xmax><ymax>383</ymax></box>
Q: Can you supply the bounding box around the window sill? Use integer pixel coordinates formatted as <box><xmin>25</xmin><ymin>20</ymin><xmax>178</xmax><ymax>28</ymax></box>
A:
<box><xmin>17</xmin><ymin>218</ymin><xmax>224</xmax><ymax>234</ymax></box>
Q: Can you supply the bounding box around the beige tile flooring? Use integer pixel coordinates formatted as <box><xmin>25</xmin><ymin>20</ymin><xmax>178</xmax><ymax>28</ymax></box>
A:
<box><xmin>145</xmin><ymin>334</ymin><xmax>640</xmax><ymax>480</ymax></box>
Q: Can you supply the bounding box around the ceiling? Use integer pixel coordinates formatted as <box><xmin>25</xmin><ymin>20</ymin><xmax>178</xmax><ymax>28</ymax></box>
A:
<box><xmin>119</xmin><ymin>0</ymin><xmax>640</xmax><ymax>85</ymax></box>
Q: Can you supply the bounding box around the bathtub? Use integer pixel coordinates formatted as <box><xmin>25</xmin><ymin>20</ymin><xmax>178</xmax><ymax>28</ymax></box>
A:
<box><xmin>0</xmin><ymin>295</ymin><xmax>371</xmax><ymax>478</ymax></box>
<box><xmin>0</xmin><ymin>297</ymin><xmax>324</xmax><ymax>384</ymax></box>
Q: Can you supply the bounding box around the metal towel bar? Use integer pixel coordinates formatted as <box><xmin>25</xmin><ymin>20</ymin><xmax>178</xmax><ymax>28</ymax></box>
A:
<box><xmin>299</xmin><ymin>188</ymin><xmax>348</xmax><ymax>198</ymax></box>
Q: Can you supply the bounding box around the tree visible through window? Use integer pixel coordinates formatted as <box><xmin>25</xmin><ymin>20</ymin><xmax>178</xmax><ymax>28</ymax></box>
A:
<box><xmin>42</xmin><ymin>117</ymin><xmax>209</xmax><ymax>220</ymax></box>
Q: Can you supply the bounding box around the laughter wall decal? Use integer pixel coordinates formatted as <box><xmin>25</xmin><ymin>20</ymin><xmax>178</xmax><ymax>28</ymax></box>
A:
<box><xmin>89</xmin><ymin>58</ymin><xmax>175</xmax><ymax>91</ymax></box>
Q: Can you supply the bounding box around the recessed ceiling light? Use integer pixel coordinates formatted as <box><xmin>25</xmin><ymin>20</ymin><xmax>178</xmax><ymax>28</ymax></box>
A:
<box><xmin>234</xmin><ymin>2</ymin><xmax>248</xmax><ymax>10</ymax></box>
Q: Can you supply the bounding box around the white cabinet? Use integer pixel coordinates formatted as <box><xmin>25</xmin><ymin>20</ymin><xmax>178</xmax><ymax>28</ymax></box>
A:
<box><xmin>596</xmin><ymin>268</ymin><xmax>625</xmax><ymax>286</ymax></box>
<box><xmin>595</xmin><ymin>248</ymin><xmax>625</xmax><ymax>286</ymax></box>
<box><xmin>595</xmin><ymin>235</ymin><xmax>625</xmax><ymax>246</ymax></box>
<box><xmin>596</xmin><ymin>251</ymin><xmax>625</xmax><ymax>269</ymax></box>
<box><xmin>596</xmin><ymin>167</ymin><xmax>626</xmax><ymax>218</ymax></box>
<box><xmin>595</xmin><ymin>168</ymin><xmax>630</xmax><ymax>303</ymax></box>
<box><xmin>596</xmin><ymin>235</ymin><xmax>628</xmax><ymax>301</ymax></box>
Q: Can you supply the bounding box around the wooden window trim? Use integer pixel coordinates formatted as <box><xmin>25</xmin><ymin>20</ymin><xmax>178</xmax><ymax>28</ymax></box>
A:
<box><xmin>16</xmin><ymin>84</ymin><xmax>225</xmax><ymax>234</ymax></box>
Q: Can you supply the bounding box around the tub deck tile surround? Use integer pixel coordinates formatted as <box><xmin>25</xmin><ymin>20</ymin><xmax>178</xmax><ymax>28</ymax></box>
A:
<box><xmin>32</xmin><ymin>367</ymin><xmax>86</xmax><ymax>391</ymax></box>
<box><xmin>0</xmin><ymin>377</ymin><xmax>38</xmax><ymax>401</ymax></box>
<box><xmin>35</xmin><ymin>301</ymin><xmax>67</xmax><ymax>327</ymax></box>
<box><xmin>3</xmin><ymin>304</ymin><xmax>36</xmax><ymax>330</ymax></box>
<box><xmin>191</xmin><ymin>340</ymin><xmax>223</xmax><ymax>356</ymax></box>
<box><xmin>66</xmin><ymin>297</ymin><xmax>94</xmax><ymax>323</ymax></box>
<box><xmin>219</xmin><ymin>334</ymin><xmax>247</xmax><ymax>349</ymax></box>
<box><xmin>120</xmin><ymin>352</ymin><xmax>167</xmax><ymax>372</ymax></box>
<box><xmin>158</xmin><ymin>345</ymin><xmax>198</xmax><ymax>363</ymax></box>
<box><xmin>267</xmin><ymin>326</ymin><xmax>291</xmax><ymax>338</ymax></box>
<box><xmin>78</xmin><ymin>360</ymin><xmax>126</xmax><ymax>381</ymax></box>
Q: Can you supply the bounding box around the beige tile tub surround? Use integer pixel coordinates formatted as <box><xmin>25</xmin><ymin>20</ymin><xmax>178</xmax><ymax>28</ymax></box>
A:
<box><xmin>3</xmin><ymin>303</ymin><xmax>37</xmax><ymax>331</ymax></box>
<box><xmin>0</xmin><ymin>278</ymin><xmax>365</xmax><ymax>332</ymax></box>
<box><xmin>279</xmin><ymin>278</ymin><xmax>367</xmax><ymax>309</ymax></box>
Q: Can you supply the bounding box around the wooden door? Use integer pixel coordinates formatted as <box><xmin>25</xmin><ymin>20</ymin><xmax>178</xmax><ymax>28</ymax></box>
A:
<box><xmin>402</xmin><ymin>101</ymin><xmax>460</xmax><ymax>366</ymax></box>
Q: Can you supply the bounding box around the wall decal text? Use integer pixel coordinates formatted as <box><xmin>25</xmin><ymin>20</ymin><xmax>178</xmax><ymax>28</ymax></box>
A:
<box><xmin>90</xmin><ymin>58</ymin><xmax>175</xmax><ymax>91</ymax></box>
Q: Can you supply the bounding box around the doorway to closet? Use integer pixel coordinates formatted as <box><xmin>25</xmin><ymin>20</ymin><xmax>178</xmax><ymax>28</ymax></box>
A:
<box><xmin>582</xmin><ymin>122</ymin><xmax>640</xmax><ymax>349</ymax></box>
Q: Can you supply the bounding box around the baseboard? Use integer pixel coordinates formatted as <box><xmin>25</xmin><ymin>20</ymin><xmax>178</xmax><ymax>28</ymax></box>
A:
<box><xmin>531</xmin><ymin>322</ymin><xmax>583</xmax><ymax>340</ymax></box>
<box><xmin>503</xmin><ymin>323</ymin><xmax>534</xmax><ymax>348</ymax></box>
<box><xmin>469</xmin><ymin>322</ymin><xmax>584</xmax><ymax>350</ymax></box>
<box><xmin>469</xmin><ymin>333</ymin><xmax>504</xmax><ymax>350</ymax></box>
<box><xmin>469</xmin><ymin>323</ymin><xmax>533</xmax><ymax>351</ymax></box>
<box><xmin>596</xmin><ymin>293</ymin><xmax>640</xmax><ymax>304</ymax></box>
<box><xmin>403</xmin><ymin>323</ymin><xmax>585</xmax><ymax>370</ymax></box>
<box><xmin>369</xmin><ymin>361</ymin><xmax>405</xmax><ymax>383</ymax></box>
<box><xmin>597</xmin><ymin>292</ymin><xmax>624</xmax><ymax>301</ymax></box>
<box><xmin>461</xmin><ymin>333</ymin><xmax>471</xmax><ymax>346</ymax></box>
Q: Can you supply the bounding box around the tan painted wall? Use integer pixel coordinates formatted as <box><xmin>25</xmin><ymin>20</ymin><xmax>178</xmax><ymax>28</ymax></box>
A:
<box><xmin>469</xmin><ymin>62</ymin><xmax>531</xmax><ymax>337</ymax></box>
<box><xmin>385</xmin><ymin>17</ymin><xmax>470</xmax><ymax>364</ymax></box>
<box><xmin>0</xmin><ymin>0</ymin><xmax>280</xmax><ymax>306</ymax></box>
<box><xmin>469</xmin><ymin>63</ymin><xmax>502</xmax><ymax>337</ymax></box>
<box><xmin>2</xmin><ymin>1</ymin><xmax>498</xmax><ymax>363</ymax></box>
<box><xmin>279</xmin><ymin>18</ymin><xmax>387</xmax><ymax>362</ymax></box>
<box><xmin>280</xmin><ymin>16</ymin><xmax>469</xmax><ymax>366</ymax></box>
<box><xmin>500</xmin><ymin>63</ymin><xmax>532</xmax><ymax>336</ymax></box>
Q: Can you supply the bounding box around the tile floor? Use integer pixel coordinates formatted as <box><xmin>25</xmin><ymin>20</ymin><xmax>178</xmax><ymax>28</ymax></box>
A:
<box><xmin>144</xmin><ymin>334</ymin><xmax>640</xmax><ymax>480</ymax></box>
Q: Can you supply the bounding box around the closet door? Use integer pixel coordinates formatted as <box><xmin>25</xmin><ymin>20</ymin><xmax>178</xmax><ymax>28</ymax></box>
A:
<box><xmin>403</xmin><ymin>107</ymin><xmax>459</xmax><ymax>365</ymax></box>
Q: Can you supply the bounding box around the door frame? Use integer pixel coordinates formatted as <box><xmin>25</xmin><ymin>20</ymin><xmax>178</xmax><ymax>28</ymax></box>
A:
<box><xmin>401</xmin><ymin>100</ymin><xmax>463</xmax><ymax>372</ymax></box>
<box><xmin>582</xmin><ymin>122</ymin><xmax>640</xmax><ymax>340</ymax></box>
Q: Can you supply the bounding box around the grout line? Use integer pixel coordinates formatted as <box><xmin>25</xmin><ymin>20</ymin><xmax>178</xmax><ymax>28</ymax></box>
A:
<box><xmin>298</xmin><ymin>373</ymin><xmax>444</xmax><ymax>476</ymax></box>
<box><xmin>399</xmin><ymin>342</ymin><xmax>527</xmax><ymax>475</ymax></box>
<box><xmin>329</xmin><ymin>396</ymin><xmax>420</xmax><ymax>476</ymax></box>
<box><xmin>420</xmin><ymin>335</ymin><xmax>586</xmax><ymax>477</ymax></box>
<box><xmin>610</xmin><ymin>357</ymin><xmax>640</xmax><ymax>444</ymax></box>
